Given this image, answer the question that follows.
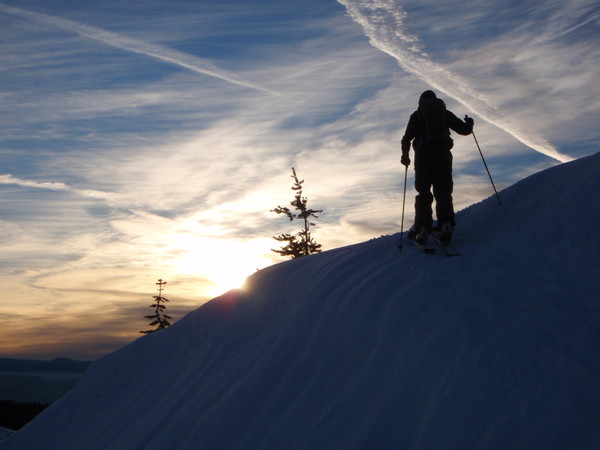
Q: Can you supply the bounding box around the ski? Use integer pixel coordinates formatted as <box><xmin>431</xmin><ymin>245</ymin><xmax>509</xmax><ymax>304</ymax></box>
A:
<box><xmin>431</xmin><ymin>233</ymin><xmax>460</xmax><ymax>257</ymax></box>
<box><xmin>407</xmin><ymin>236</ymin><xmax>435</xmax><ymax>254</ymax></box>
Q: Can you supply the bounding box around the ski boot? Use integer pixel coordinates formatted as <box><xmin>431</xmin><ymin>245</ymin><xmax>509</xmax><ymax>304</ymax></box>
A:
<box><xmin>437</xmin><ymin>222</ymin><xmax>453</xmax><ymax>244</ymax></box>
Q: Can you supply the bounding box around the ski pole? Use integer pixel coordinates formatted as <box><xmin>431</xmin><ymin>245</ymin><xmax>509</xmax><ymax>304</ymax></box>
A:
<box><xmin>472</xmin><ymin>129</ymin><xmax>502</xmax><ymax>205</ymax></box>
<box><xmin>399</xmin><ymin>165</ymin><xmax>408</xmax><ymax>252</ymax></box>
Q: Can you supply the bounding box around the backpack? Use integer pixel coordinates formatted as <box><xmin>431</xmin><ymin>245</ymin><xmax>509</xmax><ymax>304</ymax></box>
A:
<box><xmin>419</xmin><ymin>98</ymin><xmax>453</xmax><ymax>150</ymax></box>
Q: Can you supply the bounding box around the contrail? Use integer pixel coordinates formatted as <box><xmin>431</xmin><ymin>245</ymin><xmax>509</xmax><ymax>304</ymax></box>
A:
<box><xmin>0</xmin><ymin>3</ymin><xmax>275</xmax><ymax>95</ymax></box>
<box><xmin>338</xmin><ymin>0</ymin><xmax>574</xmax><ymax>163</ymax></box>
<box><xmin>0</xmin><ymin>174</ymin><xmax>117</xmax><ymax>201</ymax></box>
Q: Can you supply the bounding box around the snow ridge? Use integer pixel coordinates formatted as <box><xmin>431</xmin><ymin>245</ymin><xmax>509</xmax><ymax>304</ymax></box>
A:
<box><xmin>3</xmin><ymin>152</ymin><xmax>600</xmax><ymax>449</ymax></box>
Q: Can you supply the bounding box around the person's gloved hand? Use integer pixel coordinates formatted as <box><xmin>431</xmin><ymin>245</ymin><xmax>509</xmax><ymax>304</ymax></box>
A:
<box><xmin>401</xmin><ymin>153</ymin><xmax>411</xmax><ymax>167</ymax></box>
<box><xmin>464</xmin><ymin>115</ymin><xmax>474</xmax><ymax>130</ymax></box>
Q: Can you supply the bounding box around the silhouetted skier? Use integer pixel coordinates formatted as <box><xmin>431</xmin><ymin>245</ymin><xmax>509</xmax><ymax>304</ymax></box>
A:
<box><xmin>401</xmin><ymin>90</ymin><xmax>474</xmax><ymax>244</ymax></box>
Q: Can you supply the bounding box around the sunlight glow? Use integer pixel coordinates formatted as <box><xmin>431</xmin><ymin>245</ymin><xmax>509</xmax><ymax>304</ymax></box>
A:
<box><xmin>166</xmin><ymin>233</ymin><xmax>275</xmax><ymax>298</ymax></box>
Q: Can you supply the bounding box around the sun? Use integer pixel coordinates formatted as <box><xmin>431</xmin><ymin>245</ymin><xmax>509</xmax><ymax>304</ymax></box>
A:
<box><xmin>168</xmin><ymin>234</ymin><xmax>274</xmax><ymax>298</ymax></box>
<box><xmin>205</xmin><ymin>261</ymin><xmax>254</xmax><ymax>297</ymax></box>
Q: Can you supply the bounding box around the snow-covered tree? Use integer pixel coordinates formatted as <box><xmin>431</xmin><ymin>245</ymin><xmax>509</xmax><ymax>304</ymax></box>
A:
<box><xmin>271</xmin><ymin>168</ymin><xmax>323</xmax><ymax>259</ymax></box>
<box><xmin>140</xmin><ymin>279</ymin><xmax>173</xmax><ymax>334</ymax></box>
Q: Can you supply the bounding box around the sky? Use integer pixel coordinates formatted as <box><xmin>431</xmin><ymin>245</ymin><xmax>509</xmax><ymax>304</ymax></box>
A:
<box><xmin>1</xmin><ymin>0</ymin><xmax>598</xmax><ymax>360</ymax></box>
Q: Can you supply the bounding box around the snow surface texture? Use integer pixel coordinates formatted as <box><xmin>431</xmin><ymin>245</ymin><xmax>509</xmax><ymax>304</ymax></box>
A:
<box><xmin>3</xmin><ymin>153</ymin><xmax>600</xmax><ymax>449</ymax></box>
<box><xmin>0</xmin><ymin>429</ymin><xmax>12</xmax><ymax>443</ymax></box>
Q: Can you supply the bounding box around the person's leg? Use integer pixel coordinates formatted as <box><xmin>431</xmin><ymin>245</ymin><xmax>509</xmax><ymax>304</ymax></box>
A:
<box><xmin>414</xmin><ymin>151</ymin><xmax>434</xmax><ymax>234</ymax></box>
<box><xmin>432</xmin><ymin>150</ymin><xmax>455</xmax><ymax>228</ymax></box>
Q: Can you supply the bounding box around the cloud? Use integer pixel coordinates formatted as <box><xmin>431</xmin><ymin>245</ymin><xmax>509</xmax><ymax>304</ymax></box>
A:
<box><xmin>338</xmin><ymin>0</ymin><xmax>575</xmax><ymax>163</ymax></box>
<box><xmin>0</xmin><ymin>173</ymin><xmax>117</xmax><ymax>201</ymax></box>
<box><xmin>0</xmin><ymin>2</ymin><xmax>276</xmax><ymax>95</ymax></box>
<box><xmin>4</xmin><ymin>0</ymin><xmax>593</xmax><ymax>360</ymax></box>
<box><xmin>0</xmin><ymin>295</ymin><xmax>200</xmax><ymax>360</ymax></box>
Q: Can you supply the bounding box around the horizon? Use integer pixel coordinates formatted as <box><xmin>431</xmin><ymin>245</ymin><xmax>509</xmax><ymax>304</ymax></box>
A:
<box><xmin>1</xmin><ymin>0</ymin><xmax>598</xmax><ymax>360</ymax></box>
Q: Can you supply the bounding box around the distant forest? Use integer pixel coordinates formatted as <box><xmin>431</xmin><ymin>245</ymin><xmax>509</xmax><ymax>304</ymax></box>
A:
<box><xmin>0</xmin><ymin>400</ymin><xmax>48</xmax><ymax>430</ymax></box>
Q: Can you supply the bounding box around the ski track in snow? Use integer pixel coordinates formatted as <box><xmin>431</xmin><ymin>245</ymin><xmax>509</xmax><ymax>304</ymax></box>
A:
<box><xmin>2</xmin><ymin>152</ymin><xmax>600</xmax><ymax>449</ymax></box>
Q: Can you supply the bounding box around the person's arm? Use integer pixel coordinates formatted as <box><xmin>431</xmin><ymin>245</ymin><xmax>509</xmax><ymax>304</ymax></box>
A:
<box><xmin>446</xmin><ymin>111</ymin><xmax>474</xmax><ymax>136</ymax></box>
<box><xmin>401</xmin><ymin>113</ymin><xmax>418</xmax><ymax>165</ymax></box>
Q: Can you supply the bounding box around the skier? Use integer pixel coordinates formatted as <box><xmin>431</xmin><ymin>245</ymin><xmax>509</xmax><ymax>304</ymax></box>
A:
<box><xmin>401</xmin><ymin>90</ymin><xmax>474</xmax><ymax>245</ymax></box>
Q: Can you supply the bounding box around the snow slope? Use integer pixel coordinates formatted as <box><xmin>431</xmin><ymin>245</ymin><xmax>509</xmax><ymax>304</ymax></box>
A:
<box><xmin>0</xmin><ymin>428</ymin><xmax>12</xmax><ymax>443</ymax></box>
<box><xmin>3</xmin><ymin>152</ymin><xmax>600</xmax><ymax>450</ymax></box>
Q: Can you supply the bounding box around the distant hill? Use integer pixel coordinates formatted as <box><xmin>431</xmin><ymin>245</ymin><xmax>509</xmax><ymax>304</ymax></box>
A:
<box><xmin>0</xmin><ymin>358</ymin><xmax>92</xmax><ymax>404</ymax></box>
<box><xmin>0</xmin><ymin>358</ymin><xmax>92</xmax><ymax>373</ymax></box>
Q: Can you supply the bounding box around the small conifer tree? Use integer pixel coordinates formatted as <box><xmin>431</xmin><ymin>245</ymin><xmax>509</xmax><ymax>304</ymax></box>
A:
<box><xmin>271</xmin><ymin>167</ymin><xmax>323</xmax><ymax>259</ymax></box>
<box><xmin>140</xmin><ymin>279</ymin><xmax>173</xmax><ymax>334</ymax></box>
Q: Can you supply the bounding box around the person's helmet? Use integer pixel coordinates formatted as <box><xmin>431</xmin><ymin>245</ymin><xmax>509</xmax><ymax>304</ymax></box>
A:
<box><xmin>419</xmin><ymin>90</ymin><xmax>437</xmax><ymax>105</ymax></box>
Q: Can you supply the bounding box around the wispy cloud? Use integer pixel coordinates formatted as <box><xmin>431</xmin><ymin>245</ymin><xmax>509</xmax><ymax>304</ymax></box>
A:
<box><xmin>0</xmin><ymin>291</ymin><xmax>199</xmax><ymax>360</ymax></box>
<box><xmin>0</xmin><ymin>2</ymin><xmax>276</xmax><ymax>95</ymax></box>
<box><xmin>338</xmin><ymin>0</ymin><xmax>574</xmax><ymax>163</ymax></box>
<box><xmin>0</xmin><ymin>173</ymin><xmax>117</xmax><ymax>201</ymax></box>
<box><xmin>2</xmin><ymin>0</ymin><xmax>595</xmax><ymax>360</ymax></box>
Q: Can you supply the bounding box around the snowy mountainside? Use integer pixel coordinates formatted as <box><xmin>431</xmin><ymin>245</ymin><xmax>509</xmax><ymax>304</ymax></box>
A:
<box><xmin>3</xmin><ymin>152</ymin><xmax>600</xmax><ymax>449</ymax></box>
<box><xmin>0</xmin><ymin>428</ymin><xmax>12</xmax><ymax>443</ymax></box>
